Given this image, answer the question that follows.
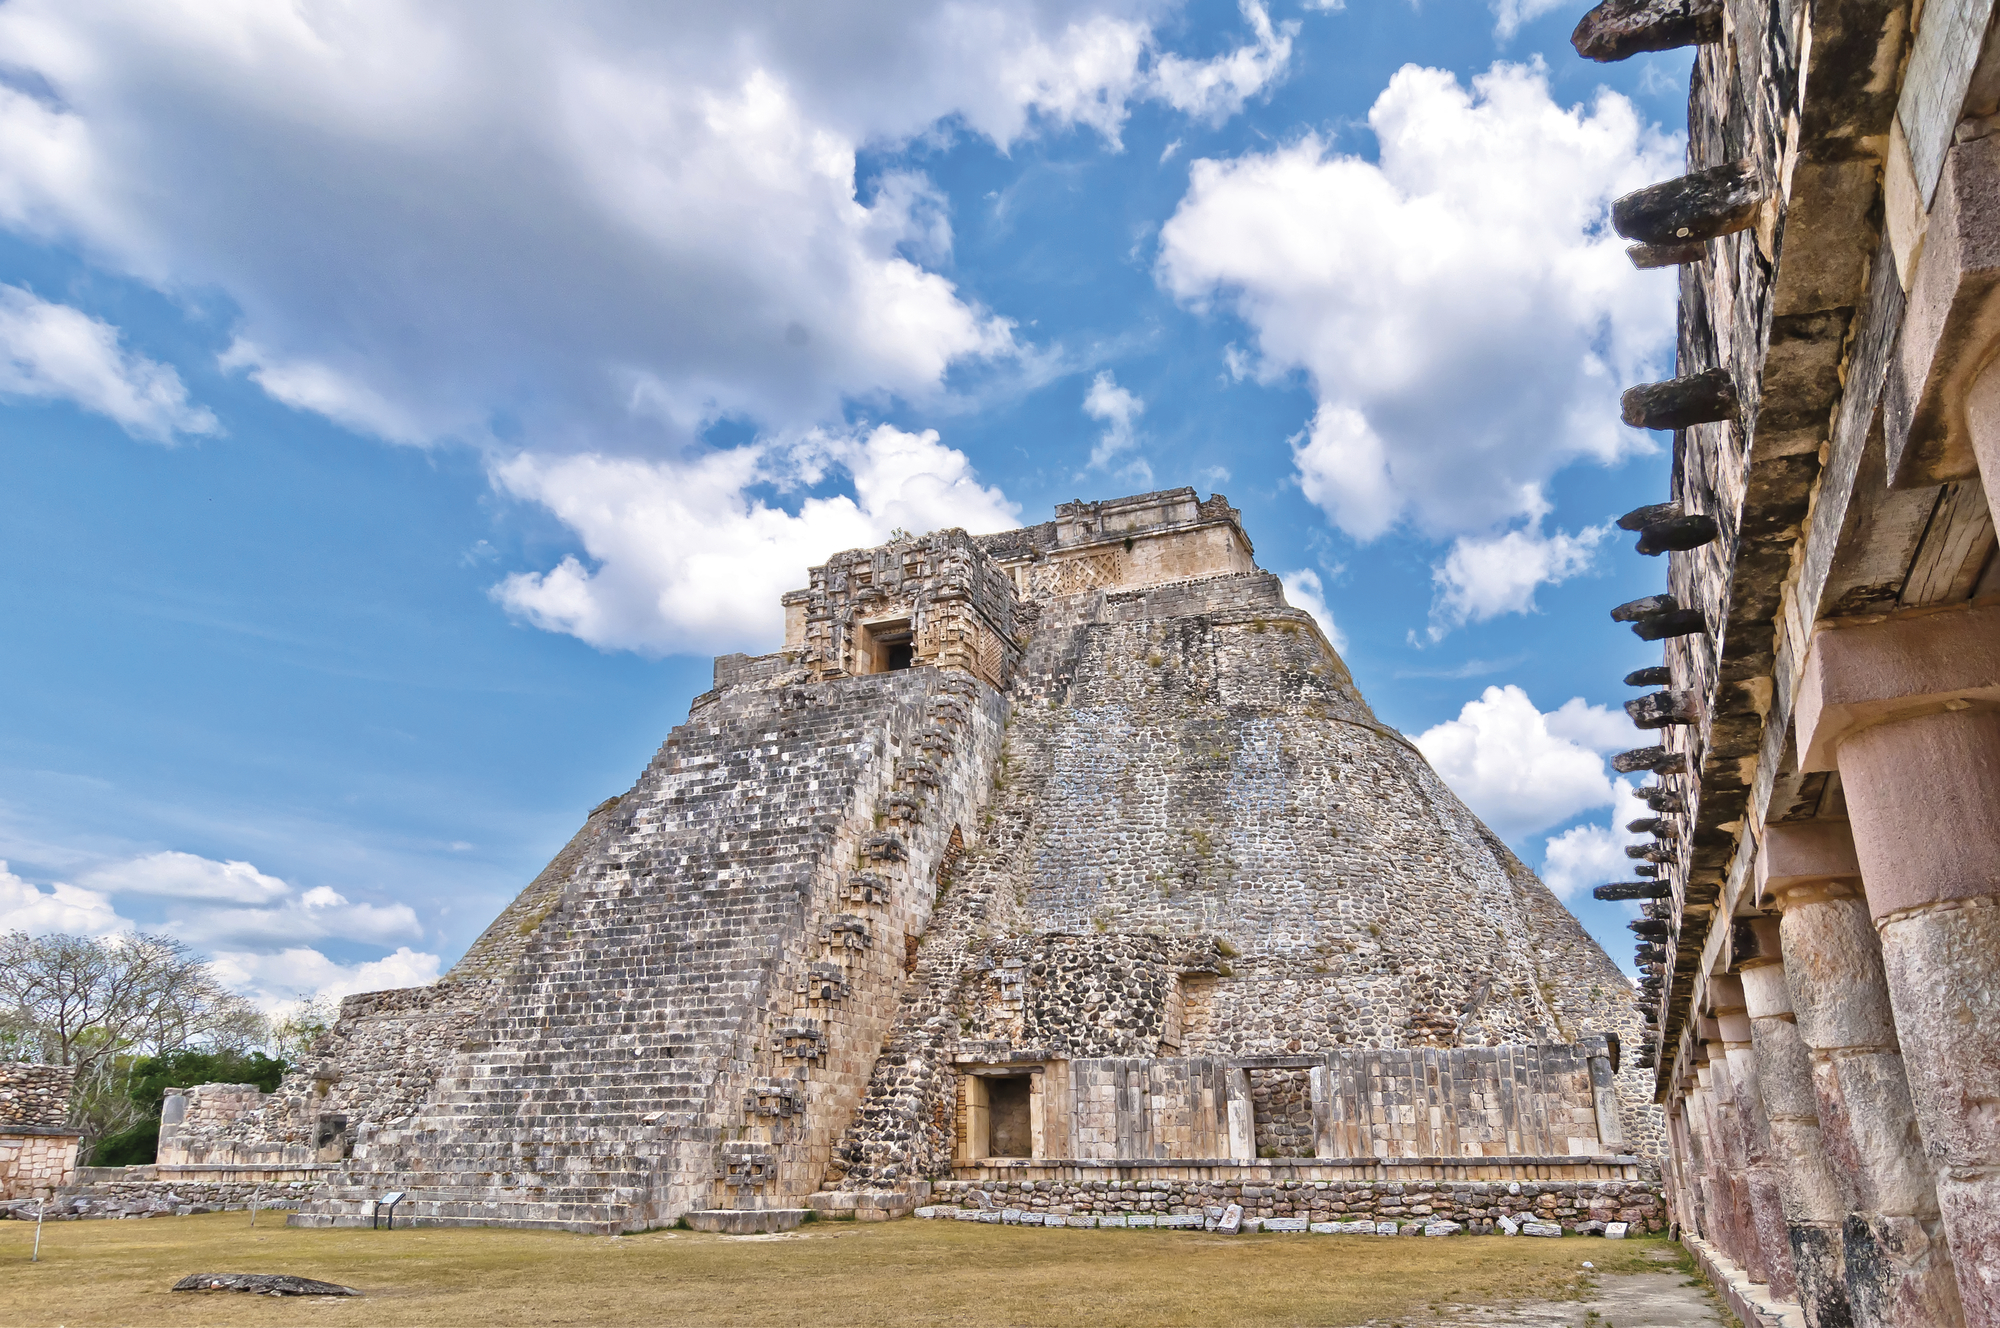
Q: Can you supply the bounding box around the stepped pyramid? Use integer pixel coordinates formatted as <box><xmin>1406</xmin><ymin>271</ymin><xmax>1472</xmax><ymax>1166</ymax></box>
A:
<box><xmin>218</xmin><ymin>489</ymin><xmax>1652</xmax><ymax>1233</ymax></box>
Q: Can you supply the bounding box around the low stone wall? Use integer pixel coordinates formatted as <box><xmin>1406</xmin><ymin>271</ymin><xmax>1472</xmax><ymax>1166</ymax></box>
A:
<box><xmin>929</xmin><ymin>1175</ymin><xmax>1664</xmax><ymax>1233</ymax></box>
<box><xmin>1</xmin><ymin>1175</ymin><xmax>317</xmax><ymax>1221</ymax></box>
<box><xmin>0</xmin><ymin>1130</ymin><xmax>80</xmax><ymax>1200</ymax></box>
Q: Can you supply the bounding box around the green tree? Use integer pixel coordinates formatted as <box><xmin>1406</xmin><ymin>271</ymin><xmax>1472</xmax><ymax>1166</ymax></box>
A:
<box><xmin>0</xmin><ymin>931</ymin><xmax>271</xmax><ymax>1159</ymax></box>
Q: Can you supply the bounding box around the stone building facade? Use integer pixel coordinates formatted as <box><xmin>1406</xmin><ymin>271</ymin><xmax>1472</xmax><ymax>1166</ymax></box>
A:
<box><xmin>142</xmin><ymin>489</ymin><xmax>1656</xmax><ymax>1236</ymax></box>
<box><xmin>1573</xmin><ymin>0</ymin><xmax>2000</xmax><ymax>1323</ymax></box>
<box><xmin>0</xmin><ymin>1063</ymin><xmax>79</xmax><ymax>1200</ymax></box>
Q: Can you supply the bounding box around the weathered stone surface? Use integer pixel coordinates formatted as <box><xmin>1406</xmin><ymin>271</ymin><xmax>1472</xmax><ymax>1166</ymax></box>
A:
<box><xmin>1631</xmin><ymin>610</ymin><xmax>1710</xmax><ymax>642</ymax></box>
<box><xmin>1611</xmin><ymin>161</ymin><xmax>1763</xmax><ymax>245</ymax></box>
<box><xmin>681</xmin><ymin>1209</ymin><xmax>807</xmax><ymax>1234</ymax></box>
<box><xmin>1522</xmin><ymin>1220</ymin><xmax>1563</xmax><ymax>1237</ymax></box>
<box><xmin>172</xmin><ymin>1274</ymin><xmax>359</xmax><ymax>1297</ymax></box>
<box><xmin>1625</xmin><ymin>690</ymin><xmax>1700</xmax><ymax>729</ymax></box>
<box><xmin>1627</xmin><ymin>240</ymin><xmax>1709</xmax><ymax>268</ymax></box>
<box><xmin>1571</xmin><ymin>0</ymin><xmax>1721</xmax><ymax>62</ymax></box>
<box><xmin>1621</xmin><ymin>369</ymin><xmax>1738</xmax><ymax>430</ymax></box>
<box><xmin>1634</xmin><ymin>515</ymin><xmax>1722</xmax><ymax>557</ymax></box>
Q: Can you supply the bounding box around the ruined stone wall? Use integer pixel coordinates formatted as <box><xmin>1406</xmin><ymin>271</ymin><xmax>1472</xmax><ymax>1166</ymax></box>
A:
<box><xmin>193</xmin><ymin>985</ymin><xmax>501</xmax><ymax>1166</ymax></box>
<box><xmin>0</xmin><ymin>1063</ymin><xmax>73</xmax><ymax>1131</ymax></box>
<box><xmin>832</xmin><ymin>567</ymin><xmax>1655</xmax><ymax>1189</ymax></box>
<box><xmin>1249</xmin><ymin>1068</ymin><xmax>1314</xmax><ymax>1157</ymax></box>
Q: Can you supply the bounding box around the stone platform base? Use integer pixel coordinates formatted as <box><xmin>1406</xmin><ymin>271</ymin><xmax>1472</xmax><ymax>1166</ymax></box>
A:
<box><xmin>806</xmin><ymin>1186</ymin><xmax>930</xmax><ymax>1222</ymax></box>
<box><xmin>683</xmin><ymin>1209</ymin><xmax>809</xmax><ymax>1234</ymax></box>
<box><xmin>1683</xmin><ymin>1233</ymin><xmax>1805</xmax><ymax>1328</ymax></box>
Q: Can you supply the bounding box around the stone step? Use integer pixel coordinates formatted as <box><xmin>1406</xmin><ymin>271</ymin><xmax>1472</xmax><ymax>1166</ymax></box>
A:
<box><xmin>290</xmin><ymin>1193</ymin><xmax>635</xmax><ymax>1236</ymax></box>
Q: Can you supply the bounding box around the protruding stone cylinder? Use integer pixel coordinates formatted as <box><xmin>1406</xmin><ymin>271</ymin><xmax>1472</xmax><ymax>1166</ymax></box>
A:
<box><xmin>1571</xmin><ymin>0</ymin><xmax>1722</xmax><ymax>62</ymax></box>
<box><xmin>1613</xmin><ymin>161</ymin><xmax>1764</xmax><ymax>245</ymax></box>
<box><xmin>1595</xmin><ymin>880</ymin><xmax>1671</xmax><ymax>900</ymax></box>
<box><xmin>1629</xmin><ymin>240</ymin><xmax>1709</xmax><ymax>268</ymax></box>
<box><xmin>1797</xmin><ymin>606</ymin><xmax>2000</xmax><ymax>1326</ymax></box>
<box><xmin>1632</xmin><ymin>609</ymin><xmax>1709</xmax><ymax>640</ymax></box>
<box><xmin>1617</xmin><ymin>500</ymin><xmax>1681</xmax><ymax>531</ymax></box>
<box><xmin>1625</xmin><ymin>690</ymin><xmax>1699</xmax><ymax>728</ymax></box>
<box><xmin>1622</xmin><ymin>368</ymin><xmax>1738</xmax><ymax>430</ymax></box>
<box><xmin>1635</xmin><ymin>514</ymin><xmax>1722</xmax><ymax>556</ymax></box>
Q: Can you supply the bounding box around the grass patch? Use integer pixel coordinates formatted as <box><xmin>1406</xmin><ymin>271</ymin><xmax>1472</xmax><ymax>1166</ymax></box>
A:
<box><xmin>1</xmin><ymin>1213</ymin><xmax>1680</xmax><ymax>1327</ymax></box>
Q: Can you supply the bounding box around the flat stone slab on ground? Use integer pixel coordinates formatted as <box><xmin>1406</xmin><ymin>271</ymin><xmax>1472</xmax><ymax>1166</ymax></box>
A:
<box><xmin>172</xmin><ymin>1274</ymin><xmax>359</xmax><ymax>1297</ymax></box>
<box><xmin>682</xmin><ymin>1209</ymin><xmax>808</xmax><ymax>1235</ymax></box>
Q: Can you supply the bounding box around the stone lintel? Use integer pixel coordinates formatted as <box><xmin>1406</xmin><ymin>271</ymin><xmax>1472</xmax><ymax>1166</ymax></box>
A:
<box><xmin>1794</xmin><ymin>601</ymin><xmax>2000</xmax><ymax>770</ymax></box>
<box><xmin>1756</xmin><ymin>820</ymin><xmax>1865</xmax><ymax>900</ymax></box>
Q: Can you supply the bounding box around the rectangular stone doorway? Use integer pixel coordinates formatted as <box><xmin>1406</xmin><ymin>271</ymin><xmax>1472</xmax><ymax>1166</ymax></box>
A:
<box><xmin>987</xmin><ymin>1076</ymin><xmax>1032</xmax><ymax>1158</ymax></box>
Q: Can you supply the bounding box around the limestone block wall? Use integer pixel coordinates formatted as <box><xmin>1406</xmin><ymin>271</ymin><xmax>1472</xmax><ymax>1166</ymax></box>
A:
<box><xmin>191</xmin><ymin>985</ymin><xmax>501</xmax><ymax>1167</ymax></box>
<box><xmin>0</xmin><ymin>1132</ymin><xmax>78</xmax><ymax>1200</ymax></box>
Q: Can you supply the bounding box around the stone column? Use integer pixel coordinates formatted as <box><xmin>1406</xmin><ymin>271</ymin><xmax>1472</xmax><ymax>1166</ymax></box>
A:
<box><xmin>1798</xmin><ymin>606</ymin><xmax>2000</xmax><ymax>1325</ymax></box>
<box><xmin>1713</xmin><ymin>972</ymin><xmax>1799</xmax><ymax>1301</ymax></box>
<box><xmin>1738</xmin><ymin>911</ymin><xmax>1853</xmax><ymax>1328</ymax></box>
<box><xmin>1701</xmin><ymin>1020</ymin><xmax>1764</xmax><ymax>1281</ymax></box>
<box><xmin>1773</xmin><ymin>854</ymin><xmax>1962</xmax><ymax>1324</ymax></box>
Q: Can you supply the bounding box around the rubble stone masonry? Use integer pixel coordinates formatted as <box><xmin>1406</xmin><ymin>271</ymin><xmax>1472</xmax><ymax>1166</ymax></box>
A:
<box><xmin>0</xmin><ymin>1063</ymin><xmax>78</xmax><ymax>1200</ymax></box>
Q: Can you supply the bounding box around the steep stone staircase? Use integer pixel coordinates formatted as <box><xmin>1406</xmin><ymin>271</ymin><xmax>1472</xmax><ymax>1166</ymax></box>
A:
<box><xmin>292</xmin><ymin>675</ymin><xmax>917</xmax><ymax>1232</ymax></box>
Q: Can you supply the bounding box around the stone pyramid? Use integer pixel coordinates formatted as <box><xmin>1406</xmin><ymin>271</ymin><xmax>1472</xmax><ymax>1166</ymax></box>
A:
<box><xmin>237</xmin><ymin>489</ymin><xmax>1652</xmax><ymax>1233</ymax></box>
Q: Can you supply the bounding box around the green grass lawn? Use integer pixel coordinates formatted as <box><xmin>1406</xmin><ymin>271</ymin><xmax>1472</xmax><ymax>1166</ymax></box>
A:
<box><xmin>0</xmin><ymin>1213</ymin><xmax>1689</xmax><ymax>1327</ymax></box>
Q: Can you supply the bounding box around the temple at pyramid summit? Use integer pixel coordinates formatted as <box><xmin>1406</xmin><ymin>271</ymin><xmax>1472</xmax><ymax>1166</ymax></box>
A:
<box><xmin>133</xmin><ymin>489</ymin><xmax>1664</xmax><ymax>1235</ymax></box>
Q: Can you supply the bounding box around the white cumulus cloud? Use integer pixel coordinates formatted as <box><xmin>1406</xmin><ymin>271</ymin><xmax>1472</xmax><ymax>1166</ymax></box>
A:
<box><xmin>1491</xmin><ymin>0</ymin><xmax>1569</xmax><ymax>41</ymax></box>
<box><xmin>0</xmin><ymin>849</ymin><xmax>421</xmax><ymax>960</ymax></box>
<box><xmin>1082</xmin><ymin>369</ymin><xmax>1149</xmax><ymax>483</ymax></box>
<box><xmin>492</xmin><ymin>424</ymin><xmax>1019</xmax><ymax>654</ymax></box>
<box><xmin>1427</xmin><ymin>519</ymin><xmax>1610</xmax><ymax>639</ymax></box>
<box><xmin>1148</xmin><ymin>1</ymin><xmax>1297</xmax><ymax>125</ymax></box>
<box><xmin>77</xmin><ymin>851</ymin><xmax>290</xmax><ymax>905</ymax></box>
<box><xmin>1156</xmin><ymin>61</ymin><xmax>1679</xmax><ymax>545</ymax></box>
<box><xmin>0</xmin><ymin>861</ymin><xmax>129</xmax><ymax>936</ymax></box>
<box><xmin>1541</xmin><ymin>783</ymin><xmax>1648</xmax><ymax>900</ymax></box>
<box><xmin>1411</xmin><ymin>684</ymin><xmax>1628</xmax><ymax>840</ymax></box>
<box><xmin>0</xmin><ymin>284</ymin><xmax>216</xmax><ymax>442</ymax></box>
<box><xmin>208</xmin><ymin>946</ymin><xmax>444</xmax><ymax>1011</ymax></box>
<box><xmin>0</xmin><ymin>0</ymin><xmax>1297</xmax><ymax>655</ymax></box>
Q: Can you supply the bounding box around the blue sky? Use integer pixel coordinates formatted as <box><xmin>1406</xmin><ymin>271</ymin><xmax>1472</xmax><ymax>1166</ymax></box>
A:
<box><xmin>0</xmin><ymin>0</ymin><xmax>1691</xmax><ymax>1006</ymax></box>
